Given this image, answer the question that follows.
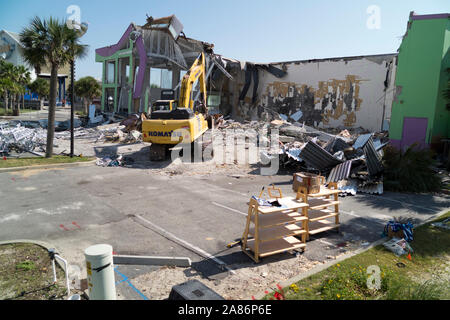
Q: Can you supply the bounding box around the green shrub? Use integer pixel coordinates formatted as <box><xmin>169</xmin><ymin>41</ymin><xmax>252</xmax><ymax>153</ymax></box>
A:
<box><xmin>384</xmin><ymin>279</ymin><xmax>444</xmax><ymax>300</ymax></box>
<box><xmin>383</xmin><ymin>144</ymin><xmax>442</xmax><ymax>192</ymax></box>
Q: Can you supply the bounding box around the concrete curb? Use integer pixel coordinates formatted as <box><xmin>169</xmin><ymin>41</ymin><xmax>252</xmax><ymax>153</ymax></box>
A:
<box><xmin>0</xmin><ymin>159</ymin><xmax>96</xmax><ymax>173</ymax></box>
<box><xmin>113</xmin><ymin>254</ymin><xmax>192</xmax><ymax>267</ymax></box>
<box><xmin>249</xmin><ymin>208</ymin><xmax>450</xmax><ymax>300</ymax></box>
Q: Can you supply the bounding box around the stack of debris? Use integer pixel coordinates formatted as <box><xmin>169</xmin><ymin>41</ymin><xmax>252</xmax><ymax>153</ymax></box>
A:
<box><xmin>53</xmin><ymin>113</ymin><xmax>146</xmax><ymax>144</ymax></box>
<box><xmin>270</xmin><ymin>121</ymin><xmax>388</xmax><ymax>195</ymax></box>
<box><xmin>0</xmin><ymin>122</ymin><xmax>47</xmax><ymax>154</ymax></box>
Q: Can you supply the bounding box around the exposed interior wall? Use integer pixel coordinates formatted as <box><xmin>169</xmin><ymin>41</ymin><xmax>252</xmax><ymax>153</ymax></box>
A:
<box><xmin>236</xmin><ymin>54</ymin><xmax>396</xmax><ymax>132</ymax></box>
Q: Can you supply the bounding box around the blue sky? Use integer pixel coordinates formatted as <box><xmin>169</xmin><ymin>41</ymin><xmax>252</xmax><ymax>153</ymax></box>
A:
<box><xmin>1</xmin><ymin>0</ymin><xmax>449</xmax><ymax>80</ymax></box>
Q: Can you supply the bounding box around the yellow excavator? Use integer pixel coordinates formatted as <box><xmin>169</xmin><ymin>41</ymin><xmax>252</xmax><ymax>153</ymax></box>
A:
<box><xmin>142</xmin><ymin>52</ymin><xmax>212</xmax><ymax>160</ymax></box>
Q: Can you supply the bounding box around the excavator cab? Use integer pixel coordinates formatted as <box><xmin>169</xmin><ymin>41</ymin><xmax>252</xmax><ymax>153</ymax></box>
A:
<box><xmin>151</xmin><ymin>90</ymin><xmax>177</xmax><ymax>112</ymax></box>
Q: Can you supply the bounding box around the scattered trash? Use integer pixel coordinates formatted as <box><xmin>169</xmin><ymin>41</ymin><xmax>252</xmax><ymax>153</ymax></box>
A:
<box><xmin>383</xmin><ymin>237</ymin><xmax>414</xmax><ymax>256</ymax></box>
<box><xmin>396</xmin><ymin>262</ymin><xmax>406</xmax><ymax>268</ymax></box>
<box><xmin>95</xmin><ymin>155</ymin><xmax>124</xmax><ymax>167</ymax></box>
<box><xmin>383</xmin><ymin>220</ymin><xmax>414</xmax><ymax>242</ymax></box>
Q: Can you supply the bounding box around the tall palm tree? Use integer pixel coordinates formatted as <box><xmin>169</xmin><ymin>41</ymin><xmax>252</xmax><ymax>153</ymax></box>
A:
<box><xmin>20</xmin><ymin>16</ymin><xmax>87</xmax><ymax>157</ymax></box>
<box><xmin>0</xmin><ymin>60</ymin><xmax>16</xmax><ymax>112</ymax></box>
<box><xmin>13</xmin><ymin>65</ymin><xmax>31</xmax><ymax>115</ymax></box>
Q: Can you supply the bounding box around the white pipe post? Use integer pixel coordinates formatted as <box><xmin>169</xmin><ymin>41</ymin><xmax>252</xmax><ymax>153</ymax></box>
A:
<box><xmin>55</xmin><ymin>254</ymin><xmax>70</xmax><ymax>297</ymax></box>
<box><xmin>51</xmin><ymin>258</ymin><xmax>57</xmax><ymax>283</ymax></box>
<box><xmin>84</xmin><ymin>244</ymin><xmax>116</xmax><ymax>300</ymax></box>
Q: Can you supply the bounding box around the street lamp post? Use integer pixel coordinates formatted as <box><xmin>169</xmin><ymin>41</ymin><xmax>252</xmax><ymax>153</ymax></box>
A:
<box><xmin>70</xmin><ymin>59</ymin><xmax>75</xmax><ymax>157</ymax></box>
<box><xmin>69</xmin><ymin>21</ymin><xmax>88</xmax><ymax>158</ymax></box>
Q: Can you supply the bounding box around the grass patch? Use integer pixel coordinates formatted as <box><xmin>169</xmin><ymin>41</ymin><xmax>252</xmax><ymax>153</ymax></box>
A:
<box><xmin>16</xmin><ymin>261</ymin><xmax>36</xmax><ymax>271</ymax></box>
<box><xmin>265</xmin><ymin>212</ymin><xmax>450</xmax><ymax>300</ymax></box>
<box><xmin>0</xmin><ymin>107</ymin><xmax>37</xmax><ymax>116</ymax></box>
<box><xmin>0</xmin><ymin>243</ymin><xmax>67</xmax><ymax>300</ymax></box>
<box><xmin>0</xmin><ymin>155</ymin><xmax>94</xmax><ymax>168</ymax></box>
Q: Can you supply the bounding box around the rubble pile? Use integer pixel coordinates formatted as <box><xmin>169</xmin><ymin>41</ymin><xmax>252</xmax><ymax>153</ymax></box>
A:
<box><xmin>0</xmin><ymin>112</ymin><xmax>146</xmax><ymax>158</ymax></box>
<box><xmin>0</xmin><ymin>122</ymin><xmax>47</xmax><ymax>154</ymax></box>
<box><xmin>272</xmin><ymin>120</ymin><xmax>388</xmax><ymax>195</ymax></box>
<box><xmin>53</xmin><ymin>114</ymin><xmax>145</xmax><ymax>145</ymax></box>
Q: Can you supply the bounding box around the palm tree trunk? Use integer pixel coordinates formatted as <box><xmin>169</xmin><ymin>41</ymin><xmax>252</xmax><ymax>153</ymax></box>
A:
<box><xmin>84</xmin><ymin>98</ymin><xmax>88</xmax><ymax>115</ymax></box>
<box><xmin>4</xmin><ymin>93</ymin><xmax>7</xmax><ymax>112</ymax></box>
<box><xmin>46</xmin><ymin>64</ymin><xmax>58</xmax><ymax>158</ymax></box>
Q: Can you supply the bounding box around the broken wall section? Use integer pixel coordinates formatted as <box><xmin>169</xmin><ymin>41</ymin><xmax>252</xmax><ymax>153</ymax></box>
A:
<box><xmin>237</xmin><ymin>54</ymin><xmax>397</xmax><ymax>132</ymax></box>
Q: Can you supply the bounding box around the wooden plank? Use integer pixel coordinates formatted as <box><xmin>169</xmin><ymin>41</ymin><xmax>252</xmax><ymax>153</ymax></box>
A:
<box><xmin>308</xmin><ymin>208</ymin><xmax>339</xmax><ymax>222</ymax></box>
<box><xmin>308</xmin><ymin>220</ymin><xmax>340</xmax><ymax>235</ymax></box>
<box><xmin>305</xmin><ymin>186</ymin><xmax>340</xmax><ymax>198</ymax></box>
<box><xmin>249</xmin><ymin>224</ymin><xmax>307</xmax><ymax>242</ymax></box>
<box><xmin>308</xmin><ymin>198</ymin><xmax>340</xmax><ymax>210</ymax></box>
<box><xmin>251</xmin><ymin>211</ymin><xmax>308</xmax><ymax>228</ymax></box>
<box><xmin>246</xmin><ymin>237</ymin><xmax>306</xmax><ymax>257</ymax></box>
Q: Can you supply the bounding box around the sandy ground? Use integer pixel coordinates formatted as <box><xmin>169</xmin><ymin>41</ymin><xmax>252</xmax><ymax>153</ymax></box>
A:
<box><xmin>129</xmin><ymin>251</ymin><xmax>349</xmax><ymax>300</ymax></box>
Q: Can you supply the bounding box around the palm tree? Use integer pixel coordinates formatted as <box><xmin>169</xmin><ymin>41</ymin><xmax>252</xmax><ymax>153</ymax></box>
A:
<box><xmin>74</xmin><ymin>76</ymin><xmax>101</xmax><ymax>114</ymax></box>
<box><xmin>28</xmin><ymin>78</ymin><xmax>50</xmax><ymax>109</ymax></box>
<box><xmin>20</xmin><ymin>16</ymin><xmax>87</xmax><ymax>157</ymax></box>
<box><xmin>0</xmin><ymin>60</ymin><xmax>16</xmax><ymax>112</ymax></box>
<box><xmin>13</xmin><ymin>65</ymin><xmax>31</xmax><ymax>115</ymax></box>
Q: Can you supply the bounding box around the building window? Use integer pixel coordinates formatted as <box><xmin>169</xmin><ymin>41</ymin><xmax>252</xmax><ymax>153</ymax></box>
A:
<box><xmin>150</xmin><ymin>68</ymin><xmax>173</xmax><ymax>89</ymax></box>
<box><xmin>106</xmin><ymin>61</ymin><xmax>115</xmax><ymax>84</ymax></box>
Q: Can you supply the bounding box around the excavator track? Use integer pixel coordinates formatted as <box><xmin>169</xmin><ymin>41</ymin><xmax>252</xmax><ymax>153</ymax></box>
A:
<box><xmin>149</xmin><ymin>144</ymin><xmax>169</xmax><ymax>161</ymax></box>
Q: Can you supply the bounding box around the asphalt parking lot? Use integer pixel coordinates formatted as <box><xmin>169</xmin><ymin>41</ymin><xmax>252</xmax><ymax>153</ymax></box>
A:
<box><xmin>1</xmin><ymin>164</ymin><xmax>449</xmax><ymax>299</ymax></box>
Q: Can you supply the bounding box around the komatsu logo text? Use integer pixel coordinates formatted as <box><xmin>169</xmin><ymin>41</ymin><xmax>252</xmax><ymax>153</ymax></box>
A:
<box><xmin>148</xmin><ymin>130</ymin><xmax>182</xmax><ymax>137</ymax></box>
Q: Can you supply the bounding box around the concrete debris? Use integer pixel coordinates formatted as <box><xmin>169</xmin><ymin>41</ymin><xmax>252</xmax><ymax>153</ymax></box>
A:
<box><xmin>214</xmin><ymin>116</ymin><xmax>386</xmax><ymax>194</ymax></box>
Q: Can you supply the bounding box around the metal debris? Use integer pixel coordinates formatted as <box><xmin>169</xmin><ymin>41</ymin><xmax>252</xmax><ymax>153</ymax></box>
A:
<box><xmin>0</xmin><ymin>124</ymin><xmax>47</xmax><ymax>154</ymax></box>
<box><xmin>327</xmin><ymin>160</ymin><xmax>352</xmax><ymax>183</ymax></box>
<box><xmin>363</xmin><ymin>137</ymin><xmax>383</xmax><ymax>176</ymax></box>
<box><xmin>298</xmin><ymin>141</ymin><xmax>343</xmax><ymax>171</ymax></box>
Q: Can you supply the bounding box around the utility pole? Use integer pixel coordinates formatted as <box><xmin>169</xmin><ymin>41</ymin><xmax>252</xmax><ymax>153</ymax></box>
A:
<box><xmin>68</xmin><ymin>21</ymin><xmax>88</xmax><ymax>158</ymax></box>
<box><xmin>70</xmin><ymin>59</ymin><xmax>75</xmax><ymax>157</ymax></box>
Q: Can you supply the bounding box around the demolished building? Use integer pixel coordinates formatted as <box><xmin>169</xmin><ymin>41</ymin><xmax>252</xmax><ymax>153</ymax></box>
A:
<box><xmin>95</xmin><ymin>14</ymin><xmax>398</xmax><ymax>133</ymax></box>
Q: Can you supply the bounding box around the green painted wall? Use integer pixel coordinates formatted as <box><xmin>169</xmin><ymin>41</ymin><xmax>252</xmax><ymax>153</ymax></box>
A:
<box><xmin>95</xmin><ymin>40</ymin><xmax>134</xmax><ymax>113</ymax></box>
<box><xmin>389</xmin><ymin>16</ymin><xmax>450</xmax><ymax>143</ymax></box>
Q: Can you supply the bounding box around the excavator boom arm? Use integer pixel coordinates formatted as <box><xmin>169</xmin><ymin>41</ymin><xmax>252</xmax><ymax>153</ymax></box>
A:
<box><xmin>179</xmin><ymin>53</ymin><xmax>207</xmax><ymax>110</ymax></box>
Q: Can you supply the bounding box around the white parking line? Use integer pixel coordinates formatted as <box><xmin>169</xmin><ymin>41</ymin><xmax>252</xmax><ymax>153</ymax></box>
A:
<box><xmin>211</xmin><ymin>202</ymin><xmax>247</xmax><ymax>216</ymax></box>
<box><xmin>340</xmin><ymin>209</ymin><xmax>391</xmax><ymax>222</ymax></box>
<box><xmin>199</xmin><ymin>181</ymin><xmax>249</xmax><ymax>197</ymax></box>
<box><xmin>133</xmin><ymin>215</ymin><xmax>235</xmax><ymax>274</ymax></box>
